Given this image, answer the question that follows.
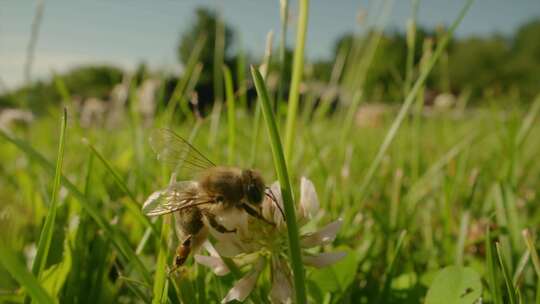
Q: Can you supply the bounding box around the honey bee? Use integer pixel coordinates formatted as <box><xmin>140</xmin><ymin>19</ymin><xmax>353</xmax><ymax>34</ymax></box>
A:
<box><xmin>142</xmin><ymin>128</ymin><xmax>281</xmax><ymax>273</ymax></box>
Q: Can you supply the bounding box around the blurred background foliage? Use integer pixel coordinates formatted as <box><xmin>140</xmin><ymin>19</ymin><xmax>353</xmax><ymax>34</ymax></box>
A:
<box><xmin>1</xmin><ymin>8</ymin><xmax>539</xmax><ymax>115</ymax></box>
<box><xmin>1</xmin><ymin>3</ymin><xmax>540</xmax><ymax>303</ymax></box>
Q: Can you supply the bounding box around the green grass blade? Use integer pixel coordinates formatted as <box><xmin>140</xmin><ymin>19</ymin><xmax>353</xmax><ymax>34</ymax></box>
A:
<box><xmin>405</xmin><ymin>132</ymin><xmax>477</xmax><ymax>210</ymax></box>
<box><xmin>31</xmin><ymin>109</ymin><xmax>67</xmax><ymax>279</ymax></box>
<box><xmin>340</xmin><ymin>1</ymin><xmax>392</xmax><ymax>143</ymax></box>
<box><xmin>251</xmin><ymin>66</ymin><xmax>307</xmax><ymax>304</ymax></box>
<box><xmin>357</xmin><ymin>0</ymin><xmax>475</xmax><ymax>202</ymax></box>
<box><xmin>236</xmin><ymin>41</ymin><xmax>248</xmax><ymax>109</ymax></box>
<box><xmin>0</xmin><ymin>247</ymin><xmax>56</xmax><ymax>304</ymax></box>
<box><xmin>339</xmin><ymin>90</ymin><xmax>362</xmax><ymax>145</ymax></box>
<box><xmin>501</xmin><ymin>185</ymin><xmax>522</xmax><ymax>254</ymax></box>
<box><xmin>152</xmin><ymin>216</ymin><xmax>171</xmax><ymax>304</ymax></box>
<box><xmin>0</xmin><ymin>130</ymin><xmax>152</xmax><ymax>285</ymax></box>
<box><xmin>486</xmin><ymin>227</ymin><xmax>503</xmax><ymax>304</ymax></box>
<box><xmin>208</xmin><ymin>97</ymin><xmax>223</xmax><ymax>148</ymax></box>
<box><xmin>249</xmin><ymin>96</ymin><xmax>263</xmax><ymax>168</ymax></box>
<box><xmin>214</xmin><ymin>12</ymin><xmax>225</xmax><ymax>105</ymax></box>
<box><xmin>313</xmin><ymin>43</ymin><xmax>348</xmax><ymax>119</ymax></box>
<box><xmin>223</xmin><ymin>65</ymin><xmax>236</xmax><ymax>165</ymax></box>
<box><xmin>493</xmin><ymin>184</ymin><xmax>514</xmax><ymax>270</ymax></box>
<box><xmin>496</xmin><ymin>242</ymin><xmax>518</xmax><ymax>304</ymax></box>
<box><xmin>342</xmin><ymin>0</ymin><xmax>393</xmax><ymax>90</ymax></box>
<box><xmin>276</xmin><ymin>0</ymin><xmax>289</xmax><ymax>108</ymax></box>
<box><xmin>249</xmin><ymin>31</ymin><xmax>274</xmax><ymax>167</ymax></box>
<box><xmin>52</xmin><ymin>72</ymin><xmax>71</xmax><ymax>104</ymax></box>
<box><xmin>513</xmin><ymin>251</ymin><xmax>529</xmax><ymax>286</ymax></box>
<box><xmin>165</xmin><ymin>34</ymin><xmax>206</xmax><ymax>124</ymax></box>
<box><xmin>284</xmin><ymin>0</ymin><xmax>309</xmax><ymax>163</ymax></box>
<box><xmin>120</xmin><ymin>276</ymin><xmax>152</xmax><ymax>303</ymax></box>
<box><xmin>516</xmin><ymin>94</ymin><xmax>540</xmax><ymax>147</ymax></box>
<box><xmin>403</xmin><ymin>0</ymin><xmax>419</xmax><ymax>96</ymax></box>
<box><xmin>455</xmin><ymin>211</ymin><xmax>469</xmax><ymax>266</ymax></box>
<box><xmin>378</xmin><ymin>230</ymin><xmax>407</xmax><ymax>302</ymax></box>
<box><xmin>536</xmin><ymin>281</ymin><xmax>540</xmax><ymax>304</ymax></box>
<box><xmin>85</xmin><ymin>141</ymin><xmax>157</xmax><ymax>235</ymax></box>
<box><xmin>136</xmin><ymin>224</ymin><xmax>154</xmax><ymax>255</ymax></box>
<box><xmin>523</xmin><ymin>229</ymin><xmax>540</xmax><ymax>278</ymax></box>
<box><xmin>175</xmin><ymin>62</ymin><xmax>203</xmax><ymax>118</ymax></box>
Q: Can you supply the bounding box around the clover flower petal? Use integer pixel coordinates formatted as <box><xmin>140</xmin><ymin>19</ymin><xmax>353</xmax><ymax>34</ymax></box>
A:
<box><xmin>214</xmin><ymin>232</ymin><xmax>251</xmax><ymax>257</ymax></box>
<box><xmin>262</xmin><ymin>181</ymin><xmax>285</xmax><ymax>228</ymax></box>
<box><xmin>298</xmin><ymin>177</ymin><xmax>319</xmax><ymax>221</ymax></box>
<box><xmin>221</xmin><ymin>258</ymin><xmax>265</xmax><ymax>303</ymax></box>
<box><xmin>300</xmin><ymin>218</ymin><xmax>343</xmax><ymax>248</ymax></box>
<box><xmin>270</xmin><ymin>258</ymin><xmax>293</xmax><ymax>304</ymax></box>
<box><xmin>194</xmin><ymin>254</ymin><xmax>230</xmax><ymax>276</ymax></box>
<box><xmin>194</xmin><ymin>242</ymin><xmax>230</xmax><ymax>276</ymax></box>
<box><xmin>303</xmin><ymin>251</ymin><xmax>347</xmax><ymax>268</ymax></box>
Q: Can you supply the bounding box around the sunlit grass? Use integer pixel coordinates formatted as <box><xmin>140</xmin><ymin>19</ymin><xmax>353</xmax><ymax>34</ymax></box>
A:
<box><xmin>2</xmin><ymin>0</ymin><xmax>540</xmax><ymax>303</ymax></box>
<box><xmin>252</xmin><ymin>65</ymin><xmax>307</xmax><ymax>304</ymax></box>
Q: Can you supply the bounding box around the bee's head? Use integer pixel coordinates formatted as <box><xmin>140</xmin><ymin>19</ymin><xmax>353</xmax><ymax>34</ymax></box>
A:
<box><xmin>242</xmin><ymin>169</ymin><xmax>265</xmax><ymax>205</ymax></box>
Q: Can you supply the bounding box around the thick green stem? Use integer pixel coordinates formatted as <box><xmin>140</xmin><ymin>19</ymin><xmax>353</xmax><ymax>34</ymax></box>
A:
<box><xmin>251</xmin><ymin>66</ymin><xmax>307</xmax><ymax>304</ymax></box>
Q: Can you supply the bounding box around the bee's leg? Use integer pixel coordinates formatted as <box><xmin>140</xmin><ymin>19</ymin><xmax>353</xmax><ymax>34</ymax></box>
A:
<box><xmin>168</xmin><ymin>235</ymin><xmax>192</xmax><ymax>275</ymax></box>
<box><xmin>203</xmin><ymin>211</ymin><xmax>237</xmax><ymax>233</ymax></box>
<box><xmin>241</xmin><ymin>203</ymin><xmax>275</xmax><ymax>226</ymax></box>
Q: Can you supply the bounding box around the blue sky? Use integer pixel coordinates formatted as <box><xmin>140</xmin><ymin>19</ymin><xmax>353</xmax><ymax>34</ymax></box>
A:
<box><xmin>1</xmin><ymin>0</ymin><xmax>539</xmax><ymax>90</ymax></box>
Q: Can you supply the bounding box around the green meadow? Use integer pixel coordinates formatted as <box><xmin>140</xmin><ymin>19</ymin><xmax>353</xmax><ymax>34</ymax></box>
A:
<box><xmin>1</xmin><ymin>0</ymin><xmax>540</xmax><ymax>303</ymax></box>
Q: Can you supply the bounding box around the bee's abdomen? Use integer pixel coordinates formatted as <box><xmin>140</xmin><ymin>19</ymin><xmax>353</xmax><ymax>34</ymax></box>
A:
<box><xmin>177</xmin><ymin>207</ymin><xmax>204</xmax><ymax>235</ymax></box>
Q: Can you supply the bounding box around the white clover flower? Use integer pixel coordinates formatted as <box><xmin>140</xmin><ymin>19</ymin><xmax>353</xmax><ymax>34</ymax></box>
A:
<box><xmin>194</xmin><ymin>177</ymin><xmax>345</xmax><ymax>304</ymax></box>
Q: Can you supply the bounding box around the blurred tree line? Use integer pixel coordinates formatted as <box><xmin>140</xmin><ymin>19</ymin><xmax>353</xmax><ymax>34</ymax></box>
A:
<box><xmin>314</xmin><ymin>19</ymin><xmax>540</xmax><ymax>103</ymax></box>
<box><xmin>1</xmin><ymin>8</ymin><xmax>539</xmax><ymax>114</ymax></box>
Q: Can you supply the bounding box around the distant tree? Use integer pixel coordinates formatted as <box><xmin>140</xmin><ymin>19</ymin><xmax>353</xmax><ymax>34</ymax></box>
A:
<box><xmin>134</xmin><ymin>62</ymin><xmax>149</xmax><ymax>85</ymax></box>
<box><xmin>61</xmin><ymin>65</ymin><xmax>123</xmax><ymax>99</ymax></box>
<box><xmin>0</xmin><ymin>65</ymin><xmax>123</xmax><ymax>113</ymax></box>
<box><xmin>505</xmin><ymin>20</ymin><xmax>540</xmax><ymax>99</ymax></box>
<box><xmin>269</xmin><ymin>47</ymin><xmax>293</xmax><ymax>87</ymax></box>
<box><xmin>513</xmin><ymin>20</ymin><xmax>540</xmax><ymax>59</ymax></box>
<box><xmin>329</xmin><ymin>31</ymin><xmax>407</xmax><ymax>101</ymax></box>
<box><xmin>177</xmin><ymin>8</ymin><xmax>234</xmax><ymax>85</ymax></box>
<box><xmin>333</xmin><ymin>33</ymin><xmax>355</xmax><ymax>60</ymax></box>
<box><xmin>448</xmin><ymin>36</ymin><xmax>509</xmax><ymax>96</ymax></box>
<box><xmin>365</xmin><ymin>31</ymin><xmax>407</xmax><ymax>101</ymax></box>
<box><xmin>310</xmin><ymin>60</ymin><xmax>333</xmax><ymax>83</ymax></box>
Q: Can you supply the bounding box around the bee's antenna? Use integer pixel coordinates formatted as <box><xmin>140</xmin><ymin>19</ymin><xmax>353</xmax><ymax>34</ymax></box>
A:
<box><xmin>265</xmin><ymin>187</ymin><xmax>285</xmax><ymax>220</ymax></box>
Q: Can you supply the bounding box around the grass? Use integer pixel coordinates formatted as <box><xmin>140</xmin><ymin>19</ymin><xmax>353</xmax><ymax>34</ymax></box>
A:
<box><xmin>30</xmin><ymin>109</ymin><xmax>67</xmax><ymax>281</ymax></box>
<box><xmin>252</xmin><ymin>66</ymin><xmax>307</xmax><ymax>304</ymax></box>
<box><xmin>1</xmin><ymin>0</ymin><xmax>540</xmax><ymax>303</ymax></box>
<box><xmin>164</xmin><ymin>34</ymin><xmax>206</xmax><ymax>125</ymax></box>
<box><xmin>0</xmin><ymin>247</ymin><xmax>56</xmax><ymax>304</ymax></box>
<box><xmin>496</xmin><ymin>242</ymin><xmax>518</xmax><ymax>304</ymax></box>
<box><xmin>152</xmin><ymin>215</ymin><xmax>170</xmax><ymax>304</ymax></box>
<box><xmin>223</xmin><ymin>65</ymin><xmax>236</xmax><ymax>165</ymax></box>
<box><xmin>1</xmin><ymin>92</ymin><xmax>540</xmax><ymax>303</ymax></box>
<box><xmin>357</xmin><ymin>0</ymin><xmax>474</xmax><ymax>202</ymax></box>
<box><xmin>284</xmin><ymin>0</ymin><xmax>309</xmax><ymax>163</ymax></box>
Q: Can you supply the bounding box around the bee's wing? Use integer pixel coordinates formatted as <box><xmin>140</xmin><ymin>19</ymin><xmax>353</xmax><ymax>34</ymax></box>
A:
<box><xmin>150</xmin><ymin>128</ymin><xmax>215</xmax><ymax>175</ymax></box>
<box><xmin>142</xmin><ymin>181</ymin><xmax>202</xmax><ymax>216</ymax></box>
